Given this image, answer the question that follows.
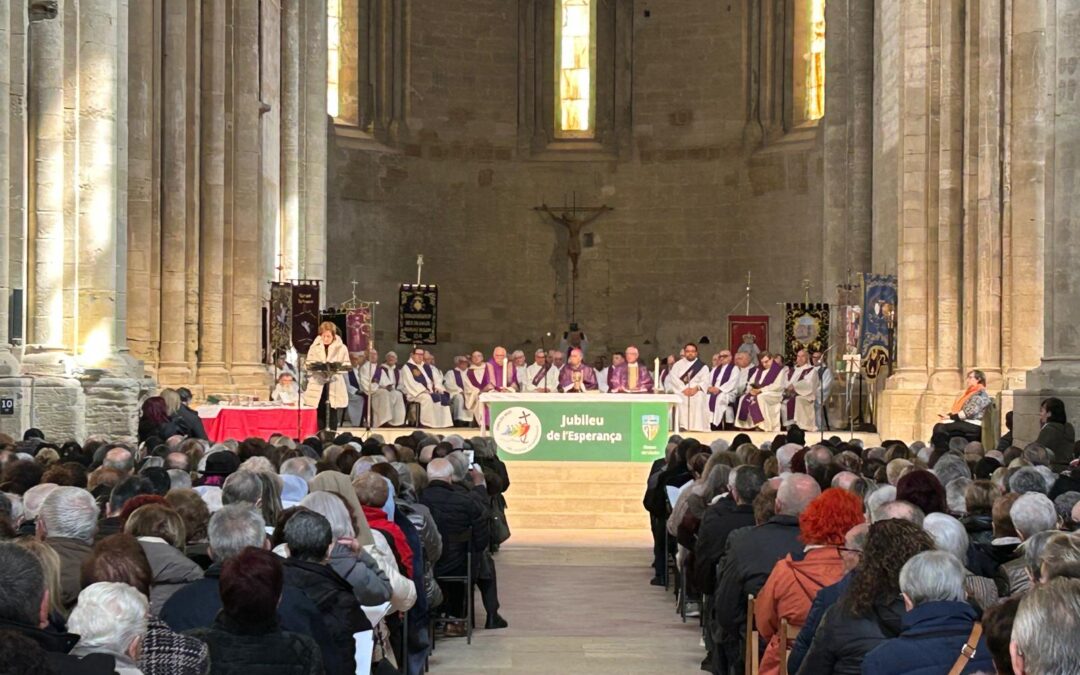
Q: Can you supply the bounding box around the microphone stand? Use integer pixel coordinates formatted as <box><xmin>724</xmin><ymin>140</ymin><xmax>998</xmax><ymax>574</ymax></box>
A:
<box><xmin>817</xmin><ymin>344</ymin><xmax>837</xmax><ymax>443</ymax></box>
<box><xmin>306</xmin><ymin>361</ymin><xmax>350</xmax><ymax>434</ymax></box>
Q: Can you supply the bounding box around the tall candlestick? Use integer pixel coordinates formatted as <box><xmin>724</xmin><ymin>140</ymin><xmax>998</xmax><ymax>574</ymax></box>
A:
<box><xmin>502</xmin><ymin>361</ymin><xmax>508</xmax><ymax>390</ymax></box>
<box><xmin>654</xmin><ymin>358</ymin><xmax>660</xmax><ymax>393</ymax></box>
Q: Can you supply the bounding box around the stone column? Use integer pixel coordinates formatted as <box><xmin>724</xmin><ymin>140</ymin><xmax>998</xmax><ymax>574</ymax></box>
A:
<box><xmin>1015</xmin><ymin>0</ymin><xmax>1080</xmax><ymax>444</ymax></box>
<box><xmin>0</xmin><ymin>0</ymin><xmax>23</xmax><ymax>438</ymax></box>
<box><xmin>158</xmin><ymin>0</ymin><xmax>190</xmax><ymax>381</ymax></box>
<box><xmin>184</xmin><ymin>1</ymin><xmax>201</xmax><ymax>373</ymax></box>
<box><xmin>301</xmin><ymin>0</ymin><xmax>327</xmax><ymax>281</ymax></box>
<box><xmin>260</xmin><ymin>0</ymin><xmax>280</xmax><ymax>290</ymax></box>
<box><xmin>280</xmin><ymin>0</ymin><xmax>301</xmax><ymax>281</ymax></box>
<box><xmin>198</xmin><ymin>0</ymin><xmax>229</xmax><ymax>385</ymax></box>
<box><xmin>26</xmin><ymin>0</ymin><xmax>66</xmax><ymax>354</ymax></box>
<box><xmin>229</xmin><ymin>0</ymin><xmax>268</xmax><ymax>387</ymax></box>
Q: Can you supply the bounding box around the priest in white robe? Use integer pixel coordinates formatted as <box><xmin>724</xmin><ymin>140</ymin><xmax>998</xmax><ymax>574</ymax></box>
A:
<box><xmin>735</xmin><ymin>352</ymin><xmax>787</xmax><ymax>432</ymax></box>
<box><xmin>664</xmin><ymin>343</ymin><xmax>711</xmax><ymax>432</ymax></box>
<box><xmin>377</xmin><ymin>352</ymin><xmax>408</xmax><ymax>426</ymax></box>
<box><xmin>400</xmin><ymin>347</ymin><xmax>453</xmax><ymax>428</ymax></box>
<box><xmin>347</xmin><ymin>349</ymin><xmax>404</xmax><ymax>427</ymax></box>
<box><xmin>706</xmin><ymin>349</ymin><xmax>745</xmax><ymax>430</ymax></box>
<box><xmin>463</xmin><ymin>351</ymin><xmax>492</xmax><ymax>425</ymax></box>
<box><xmin>781</xmin><ymin>349</ymin><xmax>819</xmax><ymax>431</ymax></box>
<box><xmin>596</xmin><ymin>355</ymin><xmax>612</xmax><ymax>393</ymax></box>
<box><xmin>441</xmin><ymin>355</ymin><xmax>472</xmax><ymax>425</ymax></box>
<box><xmin>511</xmin><ymin>350</ymin><xmax>529</xmax><ymax>392</ymax></box>
<box><xmin>811</xmin><ymin>350</ymin><xmax>833</xmax><ymax>431</ymax></box>
<box><xmin>524</xmin><ymin>349</ymin><xmax>558</xmax><ymax>392</ymax></box>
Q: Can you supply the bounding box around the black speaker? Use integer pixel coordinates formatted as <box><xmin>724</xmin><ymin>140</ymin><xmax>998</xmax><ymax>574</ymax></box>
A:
<box><xmin>8</xmin><ymin>289</ymin><xmax>22</xmax><ymax>344</ymax></box>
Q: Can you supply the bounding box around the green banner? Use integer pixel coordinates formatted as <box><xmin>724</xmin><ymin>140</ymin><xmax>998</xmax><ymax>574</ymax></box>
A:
<box><xmin>488</xmin><ymin>400</ymin><xmax>669</xmax><ymax>462</ymax></box>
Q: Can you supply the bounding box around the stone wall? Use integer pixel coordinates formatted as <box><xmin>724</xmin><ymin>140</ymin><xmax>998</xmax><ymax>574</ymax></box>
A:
<box><xmin>328</xmin><ymin>1</ymin><xmax>848</xmax><ymax>366</ymax></box>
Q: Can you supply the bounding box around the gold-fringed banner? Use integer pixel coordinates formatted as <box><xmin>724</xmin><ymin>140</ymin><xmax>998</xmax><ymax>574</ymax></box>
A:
<box><xmin>784</xmin><ymin>303</ymin><xmax>830</xmax><ymax>363</ymax></box>
<box><xmin>398</xmin><ymin>284</ymin><xmax>438</xmax><ymax>345</ymax></box>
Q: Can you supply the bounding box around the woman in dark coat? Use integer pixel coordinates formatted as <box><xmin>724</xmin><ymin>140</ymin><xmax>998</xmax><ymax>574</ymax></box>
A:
<box><xmin>1037</xmin><ymin>397</ymin><xmax>1077</xmax><ymax>469</ymax></box>
<box><xmin>796</xmin><ymin>519</ymin><xmax>935</xmax><ymax>675</ymax></box>
<box><xmin>138</xmin><ymin>396</ymin><xmax>179</xmax><ymax>444</ymax></box>
<box><xmin>186</xmin><ymin>547</ymin><xmax>323</xmax><ymax>675</ymax></box>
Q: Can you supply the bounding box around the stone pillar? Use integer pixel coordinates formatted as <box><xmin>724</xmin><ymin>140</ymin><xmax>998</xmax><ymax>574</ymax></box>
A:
<box><xmin>1015</xmin><ymin>0</ymin><xmax>1080</xmax><ymax>444</ymax></box>
<box><xmin>280</xmin><ymin>0</ymin><xmax>301</xmax><ymax>281</ymax></box>
<box><xmin>198</xmin><ymin>0</ymin><xmax>229</xmax><ymax>385</ymax></box>
<box><xmin>301</xmin><ymin>0</ymin><xmax>327</xmax><ymax>281</ymax></box>
<box><xmin>229</xmin><ymin>0</ymin><xmax>268</xmax><ymax>387</ymax></box>
<box><xmin>0</xmin><ymin>0</ymin><xmax>11</xmax><ymax>354</ymax></box>
<box><xmin>184</xmin><ymin>1</ymin><xmax>200</xmax><ymax>373</ymax></box>
<box><xmin>159</xmin><ymin>0</ymin><xmax>190</xmax><ymax>381</ymax></box>
<box><xmin>260</xmin><ymin>0</ymin><xmax>280</xmax><ymax>290</ymax></box>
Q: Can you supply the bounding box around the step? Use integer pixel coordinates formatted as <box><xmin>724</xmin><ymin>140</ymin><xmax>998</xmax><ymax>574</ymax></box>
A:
<box><xmin>507</xmin><ymin>511</ymin><xmax>651</xmax><ymax>530</ymax></box>
<box><xmin>502</xmin><ymin>461</ymin><xmax>653</xmax><ymax>483</ymax></box>
<box><xmin>505</xmin><ymin>495</ymin><xmax>646</xmax><ymax>515</ymax></box>
<box><xmin>506</xmin><ymin>481</ymin><xmax>645</xmax><ymax>498</ymax></box>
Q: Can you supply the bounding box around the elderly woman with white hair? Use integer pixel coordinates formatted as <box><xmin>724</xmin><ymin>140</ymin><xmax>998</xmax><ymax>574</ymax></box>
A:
<box><xmin>861</xmin><ymin>551</ymin><xmax>994</xmax><ymax>674</ymax></box>
<box><xmin>68</xmin><ymin>582</ymin><xmax>150</xmax><ymax>675</ymax></box>
<box><xmin>923</xmin><ymin>512</ymin><xmax>999</xmax><ymax>611</ymax></box>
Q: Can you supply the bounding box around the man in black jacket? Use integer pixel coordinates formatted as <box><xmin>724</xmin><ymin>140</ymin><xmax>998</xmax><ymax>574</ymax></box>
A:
<box><xmin>713</xmin><ymin>473</ymin><xmax>821</xmax><ymax>674</ymax></box>
<box><xmin>282</xmin><ymin>510</ymin><xmax>371</xmax><ymax>675</ymax></box>
<box><xmin>420</xmin><ymin>457</ymin><xmax>506</xmax><ymax>628</ymax></box>
<box><xmin>161</xmin><ymin>504</ymin><xmax>340</xmax><ymax>672</ymax></box>
<box><xmin>174</xmin><ymin>388</ymin><xmax>209</xmax><ymax>440</ymax></box>
<box><xmin>0</xmin><ymin>543</ymin><xmax>116</xmax><ymax>674</ymax></box>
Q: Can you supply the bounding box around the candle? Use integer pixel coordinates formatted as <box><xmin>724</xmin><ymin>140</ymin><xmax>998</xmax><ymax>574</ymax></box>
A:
<box><xmin>502</xmin><ymin>360</ymin><xmax>508</xmax><ymax>390</ymax></box>
<box><xmin>653</xmin><ymin>358</ymin><xmax>660</xmax><ymax>393</ymax></box>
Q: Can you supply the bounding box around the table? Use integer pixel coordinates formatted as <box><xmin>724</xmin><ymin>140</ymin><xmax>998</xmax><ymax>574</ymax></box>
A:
<box><xmin>479</xmin><ymin>392</ymin><xmax>681</xmax><ymax>462</ymax></box>
<box><xmin>197</xmin><ymin>404</ymin><xmax>318</xmax><ymax>442</ymax></box>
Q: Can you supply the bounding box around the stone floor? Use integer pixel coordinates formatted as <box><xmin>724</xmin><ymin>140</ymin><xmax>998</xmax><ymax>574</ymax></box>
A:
<box><xmin>425</xmin><ymin>532</ymin><xmax>705</xmax><ymax>674</ymax></box>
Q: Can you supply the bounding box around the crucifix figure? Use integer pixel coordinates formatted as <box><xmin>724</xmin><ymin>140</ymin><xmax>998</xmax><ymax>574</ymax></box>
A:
<box><xmin>534</xmin><ymin>201</ymin><xmax>613</xmax><ymax>278</ymax></box>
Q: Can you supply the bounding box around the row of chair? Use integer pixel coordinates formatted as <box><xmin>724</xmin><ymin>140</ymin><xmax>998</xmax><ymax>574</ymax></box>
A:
<box><xmin>744</xmin><ymin>595</ymin><xmax>800</xmax><ymax>675</ymax></box>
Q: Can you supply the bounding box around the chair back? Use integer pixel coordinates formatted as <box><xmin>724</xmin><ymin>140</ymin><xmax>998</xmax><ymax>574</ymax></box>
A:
<box><xmin>777</xmin><ymin>618</ymin><xmax>800</xmax><ymax>675</ymax></box>
<box><xmin>745</xmin><ymin>594</ymin><xmax>759</xmax><ymax>675</ymax></box>
<box><xmin>981</xmin><ymin>397</ymin><xmax>1000</xmax><ymax>449</ymax></box>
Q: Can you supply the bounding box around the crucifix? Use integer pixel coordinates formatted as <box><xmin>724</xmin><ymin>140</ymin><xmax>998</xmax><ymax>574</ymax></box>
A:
<box><xmin>533</xmin><ymin>192</ymin><xmax>613</xmax><ymax>323</ymax></box>
<box><xmin>801</xmin><ymin>278</ymin><xmax>812</xmax><ymax>304</ymax></box>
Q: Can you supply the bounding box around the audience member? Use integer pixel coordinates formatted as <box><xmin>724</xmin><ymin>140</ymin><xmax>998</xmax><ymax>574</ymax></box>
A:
<box><xmin>38</xmin><ymin>486</ymin><xmax>100</xmax><ymax>609</ymax></box>
<box><xmin>124</xmin><ymin>503</ymin><xmax>205</xmax><ymax>613</ymax></box>
<box><xmin>1010</xmin><ymin>577</ymin><xmax>1080</xmax><ymax>675</ymax></box>
<box><xmin>67</xmin><ymin>582</ymin><xmax>149</xmax><ymax>675</ymax></box>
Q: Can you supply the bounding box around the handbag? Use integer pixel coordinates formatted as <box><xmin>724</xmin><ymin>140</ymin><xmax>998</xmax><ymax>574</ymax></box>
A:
<box><xmin>491</xmin><ymin>498</ymin><xmax>511</xmax><ymax>544</ymax></box>
<box><xmin>947</xmin><ymin>622</ymin><xmax>983</xmax><ymax>675</ymax></box>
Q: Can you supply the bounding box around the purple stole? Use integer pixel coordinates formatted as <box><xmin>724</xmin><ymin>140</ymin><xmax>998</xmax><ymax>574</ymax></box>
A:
<box><xmin>784</xmin><ymin>366</ymin><xmax>813</xmax><ymax>419</ymax></box>
<box><xmin>453</xmin><ymin>369</ymin><xmax>465</xmax><ymax>390</ymax></box>
<box><xmin>531</xmin><ymin>363</ymin><xmax>552</xmax><ymax>386</ymax></box>
<box><xmin>737</xmin><ymin>362</ymin><xmax>784</xmax><ymax>425</ymax></box>
<box><xmin>466</xmin><ymin>367</ymin><xmax>488</xmax><ymax>390</ymax></box>
<box><xmin>679</xmin><ymin>359</ymin><xmax>707</xmax><ymax>384</ymax></box>
<box><xmin>708</xmin><ymin>364</ymin><xmax>736</xmax><ymax>412</ymax></box>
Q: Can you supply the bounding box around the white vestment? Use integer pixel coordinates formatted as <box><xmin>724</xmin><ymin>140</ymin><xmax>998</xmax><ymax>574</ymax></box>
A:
<box><xmin>514</xmin><ymin>365</ymin><xmax>529</xmax><ymax>392</ymax></box>
<box><xmin>463</xmin><ymin>365</ymin><xmax>488</xmax><ymax>424</ymax></box>
<box><xmin>524</xmin><ymin>363</ymin><xmax>559</xmax><ymax>392</ymax></box>
<box><xmin>734</xmin><ymin>364</ymin><xmax>787</xmax><ymax>432</ymax></box>
<box><xmin>442</xmin><ymin>367</ymin><xmax>471</xmax><ymax>423</ymax></box>
<box><xmin>272</xmin><ymin>383</ymin><xmax>299</xmax><ymax>405</ymax></box>
<box><xmin>597</xmin><ymin>367</ymin><xmax>610</xmax><ymax>393</ymax></box>
<box><xmin>376</xmin><ymin>364</ymin><xmax>407</xmax><ymax>427</ymax></box>
<box><xmin>707</xmin><ymin>363</ymin><xmax>746</xmax><ymax>426</ymax></box>
<box><xmin>815</xmin><ymin>364</ymin><xmax>833</xmax><ymax>430</ymax></box>
<box><xmin>781</xmin><ymin>364</ymin><xmax>820</xmax><ymax>431</ymax></box>
<box><xmin>347</xmin><ymin>362</ymin><xmax>404</xmax><ymax>427</ymax></box>
<box><xmin>399</xmin><ymin>362</ymin><xmax>453</xmax><ymax>428</ymax></box>
<box><xmin>665</xmin><ymin>358</ymin><xmax>712</xmax><ymax>432</ymax></box>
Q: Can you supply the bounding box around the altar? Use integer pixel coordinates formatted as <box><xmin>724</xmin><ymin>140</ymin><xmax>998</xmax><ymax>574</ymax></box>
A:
<box><xmin>479</xmin><ymin>392</ymin><xmax>681</xmax><ymax>462</ymax></box>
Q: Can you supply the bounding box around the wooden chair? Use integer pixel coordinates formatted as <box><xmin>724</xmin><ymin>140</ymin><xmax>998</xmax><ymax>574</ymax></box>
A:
<box><xmin>745</xmin><ymin>595</ymin><xmax>759</xmax><ymax>675</ymax></box>
<box><xmin>777</xmin><ymin>618</ymin><xmax>801</xmax><ymax>675</ymax></box>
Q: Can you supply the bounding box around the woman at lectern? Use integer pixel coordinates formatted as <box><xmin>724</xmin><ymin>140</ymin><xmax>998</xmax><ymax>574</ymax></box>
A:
<box><xmin>303</xmin><ymin>321</ymin><xmax>350</xmax><ymax>431</ymax></box>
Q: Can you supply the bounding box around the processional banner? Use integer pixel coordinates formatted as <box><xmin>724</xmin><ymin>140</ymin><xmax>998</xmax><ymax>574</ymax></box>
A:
<box><xmin>346</xmin><ymin>307</ymin><xmax>373</xmax><ymax>355</ymax></box>
<box><xmin>728</xmin><ymin>315</ymin><xmax>769</xmax><ymax>358</ymax></box>
<box><xmin>859</xmin><ymin>274</ymin><xmax>897</xmax><ymax>379</ymax></box>
<box><xmin>398</xmin><ymin>284</ymin><xmax>438</xmax><ymax>345</ymax></box>
<box><xmin>291</xmin><ymin>283</ymin><xmax>321</xmax><ymax>353</ymax></box>
<box><xmin>783</xmin><ymin>303</ymin><xmax>830</xmax><ymax>362</ymax></box>
<box><xmin>269</xmin><ymin>283</ymin><xmax>293</xmax><ymax>357</ymax></box>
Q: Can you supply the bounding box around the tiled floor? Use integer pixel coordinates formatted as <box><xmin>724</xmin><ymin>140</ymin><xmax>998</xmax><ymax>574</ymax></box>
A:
<box><xmin>426</xmin><ymin>538</ymin><xmax>705</xmax><ymax>674</ymax></box>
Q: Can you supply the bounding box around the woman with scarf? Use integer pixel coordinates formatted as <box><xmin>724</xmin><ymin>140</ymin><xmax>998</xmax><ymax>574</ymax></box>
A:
<box><xmin>932</xmin><ymin>370</ymin><xmax>992</xmax><ymax>441</ymax></box>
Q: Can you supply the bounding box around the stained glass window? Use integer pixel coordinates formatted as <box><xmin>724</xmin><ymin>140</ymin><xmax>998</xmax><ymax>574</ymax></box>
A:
<box><xmin>806</xmin><ymin>0</ymin><xmax>826</xmax><ymax>121</ymax></box>
<box><xmin>327</xmin><ymin>0</ymin><xmax>341</xmax><ymax>119</ymax></box>
<box><xmin>555</xmin><ymin>0</ymin><xmax>596</xmax><ymax>138</ymax></box>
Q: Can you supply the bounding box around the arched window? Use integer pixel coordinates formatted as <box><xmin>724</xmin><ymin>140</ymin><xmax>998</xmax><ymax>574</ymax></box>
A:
<box><xmin>555</xmin><ymin>0</ymin><xmax>596</xmax><ymax>138</ymax></box>
<box><xmin>805</xmin><ymin>0</ymin><xmax>826</xmax><ymax>121</ymax></box>
<box><xmin>327</xmin><ymin>0</ymin><xmax>342</xmax><ymax>119</ymax></box>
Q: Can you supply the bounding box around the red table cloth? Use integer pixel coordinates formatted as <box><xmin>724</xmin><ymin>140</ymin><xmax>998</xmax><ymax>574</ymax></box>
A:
<box><xmin>198</xmin><ymin>405</ymin><xmax>318</xmax><ymax>442</ymax></box>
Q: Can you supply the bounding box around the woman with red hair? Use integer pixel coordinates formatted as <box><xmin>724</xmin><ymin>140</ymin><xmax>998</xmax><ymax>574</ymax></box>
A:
<box><xmin>754</xmin><ymin>487</ymin><xmax>865</xmax><ymax>675</ymax></box>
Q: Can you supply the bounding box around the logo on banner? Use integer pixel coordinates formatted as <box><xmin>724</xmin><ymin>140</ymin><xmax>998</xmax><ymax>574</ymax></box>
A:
<box><xmin>493</xmin><ymin>407</ymin><xmax>543</xmax><ymax>455</ymax></box>
<box><xmin>641</xmin><ymin>414</ymin><xmax>660</xmax><ymax>441</ymax></box>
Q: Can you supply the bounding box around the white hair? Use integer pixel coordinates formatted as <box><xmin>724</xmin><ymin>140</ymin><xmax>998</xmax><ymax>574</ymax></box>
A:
<box><xmin>427</xmin><ymin>458</ymin><xmax>454</xmax><ymax>482</ymax></box>
<box><xmin>865</xmin><ymin>485</ymin><xmax>897</xmax><ymax>520</ymax></box>
<box><xmin>207</xmin><ymin>504</ymin><xmax>266</xmax><ymax>560</ymax></box>
<box><xmin>709</xmin><ymin>439</ymin><xmax>730</xmax><ymax>454</ymax></box>
<box><xmin>239</xmin><ymin>456</ymin><xmax>276</xmax><ymax>475</ymax></box>
<box><xmin>899</xmin><ymin>551</ymin><xmax>966</xmax><ymax>605</ymax></box>
<box><xmin>776</xmin><ymin>474</ymin><xmax>821</xmax><ymax>516</ymax></box>
<box><xmin>1011</xmin><ymin>493</ymin><xmax>1058</xmax><ymax>540</ymax></box>
<box><xmin>68</xmin><ymin>582</ymin><xmax>149</xmax><ymax>658</ymax></box>
<box><xmin>932</xmin><ymin>455</ymin><xmax>971</xmax><ymax>487</ymax></box>
<box><xmin>1012</xmin><ymin>578</ymin><xmax>1080</xmax><ymax>675</ymax></box>
<box><xmin>923</xmin><ymin>512</ymin><xmax>970</xmax><ymax>562</ymax></box>
<box><xmin>511</xmin><ymin>350</ymin><xmax>525</xmax><ymax>359</ymax></box>
<box><xmin>280</xmin><ymin>457</ymin><xmax>318</xmax><ymax>483</ymax></box>
<box><xmin>300</xmin><ymin>491</ymin><xmax>355</xmax><ymax>540</ymax></box>
<box><xmin>1034</xmin><ymin>465</ymin><xmax>1057</xmax><ymax>494</ymax></box>
<box><xmin>39</xmin><ymin>487</ymin><xmax>99</xmax><ymax>543</ymax></box>
<box><xmin>168</xmin><ymin>469</ymin><xmax>192</xmax><ymax>491</ymax></box>
<box><xmin>945</xmin><ymin>477</ymin><xmax>972</xmax><ymax>516</ymax></box>
<box><xmin>776</xmin><ymin>443</ymin><xmax>802</xmax><ymax>472</ymax></box>
<box><xmin>22</xmin><ymin>483</ymin><xmax>60</xmax><ymax>521</ymax></box>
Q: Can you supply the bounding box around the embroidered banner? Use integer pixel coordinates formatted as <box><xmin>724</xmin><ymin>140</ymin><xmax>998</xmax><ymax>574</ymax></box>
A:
<box><xmin>398</xmin><ymin>284</ymin><xmax>438</xmax><ymax>345</ymax></box>
<box><xmin>860</xmin><ymin>273</ymin><xmax>897</xmax><ymax>378</ymax></box>
<box><xmin>728</xmin><ymin>315</ymin><xmax>769</xmax><ymax>361</ymax></box>
<box><xmin>784</xmin><ymin>303</ymin><xmax>830</xmax><ymax>362</ymax></box>
<box><xmin>291</xmin><ymin>283</ymin><xmax>321</xmax><ymax>353</ymax></box>
<box><xmin>269</xmin><ymin>282</ymin><xmax>293</xmax><ymax>357</ymax></box>
<box><xmin>346</xmin><ymin>307</ymin><xmax>373</xmax><ymax>355</ymax></box>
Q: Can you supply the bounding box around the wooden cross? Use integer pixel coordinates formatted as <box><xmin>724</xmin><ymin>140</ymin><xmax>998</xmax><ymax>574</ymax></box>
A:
<box><xmin>533</xmin><ymin>195</ymin><xmax>613</xmax><ymax>279</ymax></box>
